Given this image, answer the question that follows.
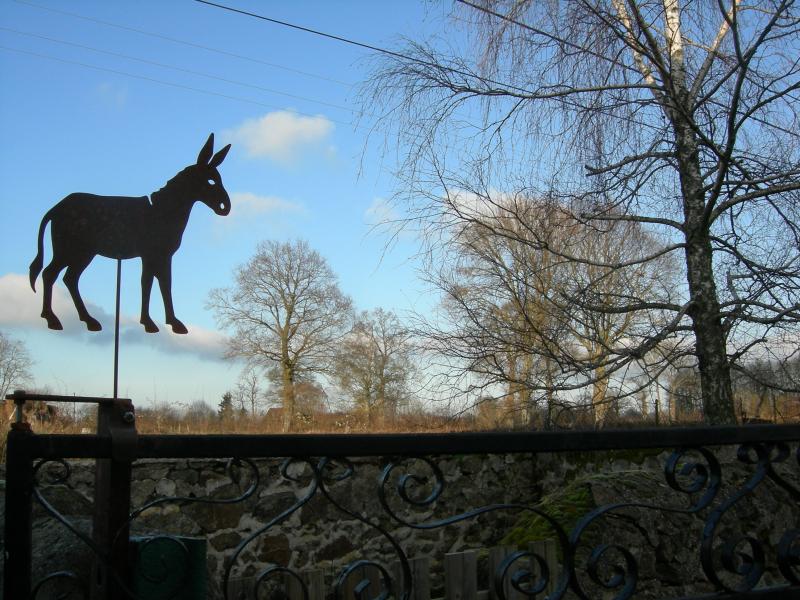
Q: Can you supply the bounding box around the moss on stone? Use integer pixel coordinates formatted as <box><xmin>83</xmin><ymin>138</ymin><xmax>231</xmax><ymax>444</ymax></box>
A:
<box><xmin>502</xmin><ymin>478</ymin><xmax>595</xmax><ymax>548</ymax></box>
<box><xmin>503</xmin><ymin>468</ymin><xmax>671</xmax><ymax>549</ymax></box>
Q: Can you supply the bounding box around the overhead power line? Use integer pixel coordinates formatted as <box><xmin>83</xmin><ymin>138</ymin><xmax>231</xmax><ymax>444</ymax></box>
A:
<box><xmin>195</xmin><ymin>0</ymin><xmax>667</xmax><ymax>137</ymax></box>
<box><xmin>190</xmin><ymin>2</ymin><xmax>670</xmax><ymax>138</ymax></box>
<box><xmin>193</xmin><ymin>0</ymin><xmax>535</xmax><ymax>96</ymax></box>
<box><xmin>0</xmin><ymin>44</ymin><xmax>356</xmax><ymax>127</ymax></box>
<box><xmin>455</xmin><ymin>0</ymin><xmax>652</xmax><ymax>73</ymax></box>
<box><xmin>12</xmin><ymin>0</ymin><xmax>353</xmax><ymax>87</ymax></box>
<box><xmin>0</xmin><ymin>26</ymin><xmax>357</xmax><ymax>114</ymax></box>
<box><xmin>194</xmin><ymin>0</ymin><xmax>422</xmax><ymax>64</ymax></box>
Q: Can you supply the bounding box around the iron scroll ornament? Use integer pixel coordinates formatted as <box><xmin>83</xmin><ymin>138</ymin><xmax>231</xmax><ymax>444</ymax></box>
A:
<box><xmin>29</xmin><ymin>133</ymin><xmax>232</xmax><ymax>334</ymax></box>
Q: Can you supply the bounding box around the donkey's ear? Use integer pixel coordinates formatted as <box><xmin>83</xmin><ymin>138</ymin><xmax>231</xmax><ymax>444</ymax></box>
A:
<box><xmin>197</xmin><ymin>133</ymin><xmax>215</xmax><ymax>165</ymax></box>
<box><xmin>209</xmin><ymin>144</ymin><xmax>231</xmax><ymax>169</ymax></box>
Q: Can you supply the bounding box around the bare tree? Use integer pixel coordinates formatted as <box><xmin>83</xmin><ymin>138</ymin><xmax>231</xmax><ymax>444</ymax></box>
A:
<box><xmin>208</xmin><ymin>240</ymin><xmax>353</xmax><ymax>431</ymax></box>
<box><xmin>366</xmin><ymin>1</ymin><xmax>800</xmax><ymax>424</ymax></box>
<box><xmin>294</xmin><ymin>381</ymin><xmax>328</xmax><ymax>420</ymax></box>
<box><xmin>333</xmin><ymin>308</ymin><xmax>415</xmax><ymax>427</ymax></box>
<box><xmin>0</xmin><ymin>331</ymin><xmax>33</xmax><ymax>400</ymax></box>
<box><xmin>183</xmin><ymin>400</ymin><xmax>216</xmax><ymax>431</ymax></box>
<box><xmin>417</xmin><ymin>195</ymin><xmax>676</xmax><ymax>427</ymax></box>
<box><xmin>417</xmin><ymin>198</ymin><xmax>570</xmax><ymax>427</ymax></box>
<box><xmin>235</xmin><ymin>366</ymin><xmax>267</xmax><ymax>416</ymax></box>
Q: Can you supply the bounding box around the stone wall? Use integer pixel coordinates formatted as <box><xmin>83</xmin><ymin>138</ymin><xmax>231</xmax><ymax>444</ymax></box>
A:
<box><xmin>7</xmin><ymin>446</ymin><xmax>800</xmax><ymax>598</ymax></box>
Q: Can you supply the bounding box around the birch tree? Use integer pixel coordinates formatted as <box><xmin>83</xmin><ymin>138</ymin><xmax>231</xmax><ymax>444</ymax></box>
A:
<box><xmin>366</xmin><ymin>0</ymin><xmax>800</xmax><ymax>423</ymax></box>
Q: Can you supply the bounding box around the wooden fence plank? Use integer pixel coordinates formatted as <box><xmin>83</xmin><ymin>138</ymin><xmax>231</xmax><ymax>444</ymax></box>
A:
<box><xmin>392</xmin><ymin>556</ymin><xmax>431</xmax><ymax>600</ymax></box>
<box><xmin>529</xmin><ymin>540</ymin><xmax>558</xmax><ymax>596</ymax></box>
<box><xmin>303</xmin><ymin>569</ymin><xmax>325</xmax><ymax>600</ymax></box>
<box><xmin>286</xmin><ymin>572</ymin><xmax>303</xmax><ymax>599</ymax></box>
<box><xmin>230</xmin><ymin>544</ymin><xmax>556</xmax><ymax>600</ymax></box>
<box><xmin>286</xmin><ymin>569</ymin><xmax>325</xmax><ymax>600</ymax></box>
<box><xmin>489</xmin><ymin>546</ymin><xmax>524</xmax><ymax>600</ymax></box>
<box><xmin>340</xmin><ymin>564</ymin><xmax>383</xmax><ymax>600</ymax></box>
<box><xmin>445</xmin><ymin>550</ymin><xmax>478</xmax><ymax>600</ymax></box>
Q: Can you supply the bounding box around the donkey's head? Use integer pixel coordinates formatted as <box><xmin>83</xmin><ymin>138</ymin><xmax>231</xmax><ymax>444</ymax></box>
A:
<box><xmin>192</xmin><ymin>133</ymin><xmax>232</xmax><ymax>216</ymax></box>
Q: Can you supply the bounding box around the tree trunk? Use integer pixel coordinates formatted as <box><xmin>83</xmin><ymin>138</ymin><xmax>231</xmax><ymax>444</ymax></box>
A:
<box><xmin>673</xmin><ymin>116</ymin><xmax>737</xmax><ymax>425</ymax></box>
<box><xmin>281</xmin><ymin>366</ymin><xmax>295</xmax><ymax>433</ymax></box>
<box><xmin>654</xmin><ymin>378</ymin><xmax>661</xmax><ymax>426</ymax></box>
<box><xmin>521</xmin><ymin>353</ymin><xmax>534</xmax><ymax>427</ymax></box>
<box><xmin>377</xmin><ymin>378</ymin><xmax>388</xmax><ymax>426</ymax></box>
<box><xmin>544</xmin><ymin>358</ymin><xmax>554</xmax><ymax>431</ymax></box>
<box><xmin>591</xmin><ymin>366</ymin><xmax>609</xmax><ymax>426</ymax></box>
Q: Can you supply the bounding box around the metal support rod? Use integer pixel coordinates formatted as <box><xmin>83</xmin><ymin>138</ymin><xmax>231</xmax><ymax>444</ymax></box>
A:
<box><xmin>3</xmin><ymin>425</ymin><xmax>34</xmax><ymax>599</ymax></box>
<box><xmin>91</xmin><ymin>400</ymin><xmax>136</xmax><ymax>600</ymax></box>
<box><xmin>113</xmin><ymin>258</ymin><xmax>121</xmax><ymax>400</ymax></box>
<box><xmin>14</xmin><ymin>395</ymin><xmax>25</xmax><ymax>424</ymax></box>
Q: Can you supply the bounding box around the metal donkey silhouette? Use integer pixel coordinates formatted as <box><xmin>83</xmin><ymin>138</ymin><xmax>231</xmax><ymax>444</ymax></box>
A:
<box><xmin>29</xmin><ymin>133</ymin><xmax>232</xmax><ymax>335</ymax></box>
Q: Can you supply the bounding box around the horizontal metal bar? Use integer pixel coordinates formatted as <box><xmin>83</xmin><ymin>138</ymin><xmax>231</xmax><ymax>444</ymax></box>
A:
<box><xmin>135</xmin><ymin>424</ymin><xmax>800</xmax><ymax>457</ymax></box>
<box><xmin>4</xmin><ymin>391</ymin><xmax>130</xmax><ymax>404</ymax></box>
<box><xmin>15</xmin><ymin>435</ymin><xmax>111</xmax><ymax>458</ymax></box>
<box><xmin>15</xmin><ymin>424</ymin><xmax>800</xmax><ymax>459</ymax></box>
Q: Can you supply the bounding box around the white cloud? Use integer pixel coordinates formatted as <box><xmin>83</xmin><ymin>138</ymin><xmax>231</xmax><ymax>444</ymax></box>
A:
<box><xmin>0</xmin><ymin>273</ymin><xmax>88</xmax><ymax>332</ymax></box>
<box><xmin>364</xmin><ymin>197</ymin><xmax>400</xmax><ymax>225</ymax></box>
<box><xmin>214</xmin><ymin>192</ymin><xmax>307</xmax><ymax>236</ymax></box>
<box><xmin>0</xmin><ymin>273</ymin><xmax>228</xmax><ymax>361</ymax></box>
<box><xmin>230</xmin><ymin>192</ymin><xmax>306</xmax><ymax>219</ymax></box>
<box><xmin>0</xmin><ymin>273</ymin><xmax>39</xmax><ymax>326</ymax></box>
<box><xmin>223</xmin><ymin>111</ymin><xmax>334</xmax><ymax>164</ymax></box>
<box><xmin>166</xmin><ymin>326</ymin><xmax>227</xmax><ymax>358</ymax></box>
<box><xmin>447</xmin><ymin>188</ymin><xmax>511</xmax><ymax>220</ymax></box>
<box><xmin>118</xmin><ymin>322</ymin><xmax>228</xmax><ymax>361</ymax></box>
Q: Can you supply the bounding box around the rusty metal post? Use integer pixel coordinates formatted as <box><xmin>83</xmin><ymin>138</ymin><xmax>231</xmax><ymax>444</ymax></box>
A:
<box><xmin>4</xmin><ymin>418</ymin><xmax>34</xmax><ymax>599</ymax></box>
<box><xmin>91</xmin><ymin>398</ymin><xmax>137</xmax><ymax>600</ymax></box>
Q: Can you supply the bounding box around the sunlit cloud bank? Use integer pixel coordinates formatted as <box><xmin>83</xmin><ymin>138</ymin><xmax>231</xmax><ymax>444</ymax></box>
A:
<box><xmin>223</xmin><ymin>110</ymin><xmax>334</xmax><ymax>164</ymax></box>
<box><xmin>116</xmin><ymin>322</ymin><xmax>228</xmax><ymax>362</ymax></box>
<box><xmin>0</xmin><ymin>273</ymin><xmax>228</xmax><ymax>361</ymax></box>
<box><xmin>0</xmin><ymin>273</ymin><xmax>88</xmax><ymax>333</ymax></box>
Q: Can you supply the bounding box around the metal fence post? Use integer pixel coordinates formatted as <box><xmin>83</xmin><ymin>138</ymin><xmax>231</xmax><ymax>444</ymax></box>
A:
<box><xmin>4</xmin><ymin>422</ymin><xmax>34</xmax><ymax>599</ymax></box>
<box><xmin>91</xmin><ymin>399</ymin><xmax>137</xmax><ymax>600</ymax></box>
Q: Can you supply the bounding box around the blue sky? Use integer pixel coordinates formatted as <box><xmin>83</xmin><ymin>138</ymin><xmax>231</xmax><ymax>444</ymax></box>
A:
<box><xmin>0</xmin><ymin>0</ymin><xmax>446</xmax><ymax>406</ymax></box>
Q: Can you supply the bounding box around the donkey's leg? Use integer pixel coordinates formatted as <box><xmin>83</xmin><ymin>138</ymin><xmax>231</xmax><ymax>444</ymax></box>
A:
<box><xmin>155</xmin><ymin>258</ymin><xmax>187</xmax><ymax>334</ymax></box>
<box><xmin>63</xmin><ymin>255</ymin><xmax>102</xmax><ymax>331</ymax></box>
<box><xmin>40</xmin><ymin>258</ymin><xmax>65</xmax><ymax>330</ymax></box>
<box><xmin>140</xmin><ymin>258</ymin><xmax>159</xmax><ymax>333</ymax></box>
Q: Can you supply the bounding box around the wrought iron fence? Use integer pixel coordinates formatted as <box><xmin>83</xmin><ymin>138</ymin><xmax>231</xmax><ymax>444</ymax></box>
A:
<box><xmin>3</xmin><ymin>391</ymin><xmax>800</xmax><ymax>600</ymax></box>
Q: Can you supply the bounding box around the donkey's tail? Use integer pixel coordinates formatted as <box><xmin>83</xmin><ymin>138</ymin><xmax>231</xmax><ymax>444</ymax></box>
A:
<box><xmin>29</xmin><ymin>208</ymin><xmax>54</xmax><ymax>291</ymax></box>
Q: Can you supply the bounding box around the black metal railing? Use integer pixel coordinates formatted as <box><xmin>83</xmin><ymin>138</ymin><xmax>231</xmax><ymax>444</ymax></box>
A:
<box><xmin>3</xmin><ymin>391</ymin><xmax>800</xmax><ymax>600</ymax></box>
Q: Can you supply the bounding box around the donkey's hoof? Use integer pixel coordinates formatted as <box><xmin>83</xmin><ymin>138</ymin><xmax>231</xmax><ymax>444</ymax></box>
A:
<box><xmin>141</xmin><ymin>319</ymin><xmax>159</xmax><ymax>333</ymax></box>
<box><xmin>169</xmin><ymin>320</ymin><xmax>188</xmax><ymax>335</ymax></box>
<box><xmin>84</xmin><ymin>317</ymin><xmax>102</xmax><ymax>332</ymax></box>
<box><xmin>44</xmin><ymin>315</ymin><xmax>63</xmax><ymax>330</ymax></box>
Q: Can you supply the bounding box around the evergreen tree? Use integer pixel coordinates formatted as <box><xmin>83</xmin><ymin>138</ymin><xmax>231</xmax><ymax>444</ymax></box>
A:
<box><xmin>218</xmin><ymin>391</ymin><xmax>234</xmax><ymax>422</ymax></box>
